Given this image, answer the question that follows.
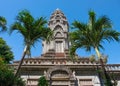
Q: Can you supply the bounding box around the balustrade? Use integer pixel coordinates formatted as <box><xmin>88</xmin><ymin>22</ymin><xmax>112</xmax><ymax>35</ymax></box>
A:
<box><xmin>106</xmin><ymin>65</ymin><xmax>120</xmax><ymax>71</ymax></box>
<box><xmin>10</xmin><ymin>59</ymin><xmax>120</xmax><ymax>72</ymax></box>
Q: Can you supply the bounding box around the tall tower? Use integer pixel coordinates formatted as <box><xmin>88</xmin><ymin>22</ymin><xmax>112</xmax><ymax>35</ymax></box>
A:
<box><xmin>42</xmin><ymin>9</ymin><xmax>69</xmax><ymax>58</ymax></box>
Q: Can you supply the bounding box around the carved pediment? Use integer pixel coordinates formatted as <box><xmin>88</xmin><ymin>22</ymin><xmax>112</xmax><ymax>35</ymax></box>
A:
<box><xmin>51</xmin><ymin>70</ymin><xmax>69</xmax><ymax>78</ymax></box>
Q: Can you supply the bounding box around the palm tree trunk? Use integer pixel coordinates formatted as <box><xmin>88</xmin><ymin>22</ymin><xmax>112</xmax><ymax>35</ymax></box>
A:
<box><xmin>95</xmin><ymin>47</ymin><xmax>112</xmax><ymax>86</ymax></box>
<box><xmin>100</xmin><ymin>59</ymin><xmax>113</xmax><ymax>86</ymax></box>
<box><xmin>96</xmin><ymin>66</ymin><xmax>104</xmax><ymax>86</ymax></box>
<box><xmin>95</xmin><ymin>47</ymin><xmax>101</xmax><ymax>59</ymax></box>
<box><xmin>95</xmin><ymin>47</ymin><xmax>106</xmax><ymax>85</ymax></box>
<box><xmin>15</xmin><ymin>45</ymin><xmax>28</xmax><ymax>77</ymax></box>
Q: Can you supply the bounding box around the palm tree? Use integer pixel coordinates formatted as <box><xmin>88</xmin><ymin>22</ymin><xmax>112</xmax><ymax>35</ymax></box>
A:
<box><xmin>0</xmin><ymin>16</ymin><xmax>7</xmax><ymax>32</ymax></box>
<box><xmin>70</xmin><ymin>11</ymin><xmax>120</xmax><ymax>85</ymax></box>
<box><xmin>38</xmin><ymin>76</ymin><xmax>48</xmax><ymax>86</ymax></box>
<box><xmin>10</xmin><ymin>10</ymin><xmax>53</xmax><ymax>77</ymax></box>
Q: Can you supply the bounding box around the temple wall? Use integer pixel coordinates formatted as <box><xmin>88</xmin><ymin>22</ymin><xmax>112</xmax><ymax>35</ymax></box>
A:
<box><xmin>21</xmin><ymin>75</ymin><xmax>41</xmax><ymax>86</ymax></box>
<box><xmin>76</xmin><ymin>75</ymin><xmax>100</xmax><ymax>86</ymax></box>
<box><xmin>20</xmin><ymin>74</ymin><xmax>120</xmax><ymax>86</ymax></box>
<box><xmin>117</xmin><ymin>81</ymin><xmax>120</xmax><ymax>86</ymax></box>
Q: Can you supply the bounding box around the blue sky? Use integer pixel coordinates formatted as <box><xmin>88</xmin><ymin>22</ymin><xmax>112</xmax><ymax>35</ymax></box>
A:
<box><xmin>0</xmin><ymin>0</ymin><xmax>120</xmax><ymax>64</ymax></box>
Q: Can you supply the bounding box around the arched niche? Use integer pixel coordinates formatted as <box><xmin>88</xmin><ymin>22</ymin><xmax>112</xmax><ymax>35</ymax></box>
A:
<box><xmin>55</xmin><ymin>32</ymin><xmax>62</xmax><ymax>37</ymax></box>
<box><xmin>54</xmin><ymin>25</ymin><xmax>63</xmax><ymax>31</ymax></box>
<box><xmin>54</xmin><ymin>25</ymin><xmax>64</xmax><ymax>38</ymax></box>
<box><xmin>46</xmin><ymin>66</ymin><xmax>74</xmax><ymax>80</ymax></box>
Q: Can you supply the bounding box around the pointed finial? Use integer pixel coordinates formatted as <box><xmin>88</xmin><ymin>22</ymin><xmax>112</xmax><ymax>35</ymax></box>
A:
<box><xmin>56</xmin><ymin>8</ymin><xmax>60</xmax><ymax>10</ymax></box>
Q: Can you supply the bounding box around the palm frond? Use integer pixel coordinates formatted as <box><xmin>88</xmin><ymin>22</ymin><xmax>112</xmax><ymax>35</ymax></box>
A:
<box><xmin>95</xmin><ymin>16</ymin><xmax>112</xmax><ymax>31</ymax></box>
<box><xmin>72</xmin><ymin>21</ymin><xmax>87</xmax><ymax>31</ymax></box>
<box><xmin>88</xmin><ymin>10</ymin><xmax>96</xmax><ymax>30</ymax></box>
<box><xmin>0</xmin><ymin>16</ymin><xmax>7</xmax><ymax>32</ymax></box>
<box><xmin>103</xmin><ymin>30</ymin><xmax>120</xmax><ymax>42</ymax></box>
<box><xmin>17</xmin><ymin>10</ymin><xmax>34</xmax><ymax>29</ymax></box>
<box><xmin>10</xmin><ymin>22</ymin><xmax>27</xmax><ymax>37</ymax></box>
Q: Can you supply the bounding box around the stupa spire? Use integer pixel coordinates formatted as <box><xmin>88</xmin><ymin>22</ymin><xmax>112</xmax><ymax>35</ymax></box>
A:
<box><xmin>42</xmin><ymin>9</ymin><xmax>69</xmax><ymax>58</ymax></box>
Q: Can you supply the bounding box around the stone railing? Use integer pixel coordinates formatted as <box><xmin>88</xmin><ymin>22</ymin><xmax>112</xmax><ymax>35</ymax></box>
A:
<box><xmin>105</xmin><ymin>64</ymin><xmax>120</xmax><ymax>72</ymax></box>
<box><xmin>10</xmin><ymin>58</ymin><xmax>120</xmax><ymax>72</ymax></box>
<box><xmin>13</xmin><ymin>58</ymin><xmax>98</xmax><ymax>65</ymax></box>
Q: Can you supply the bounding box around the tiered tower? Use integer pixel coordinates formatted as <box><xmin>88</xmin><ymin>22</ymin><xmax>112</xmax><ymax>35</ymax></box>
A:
<box><xmin>42</xmin><ymin>9</ymin><xmax>69</xmax><ymax>58</ymax></box>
